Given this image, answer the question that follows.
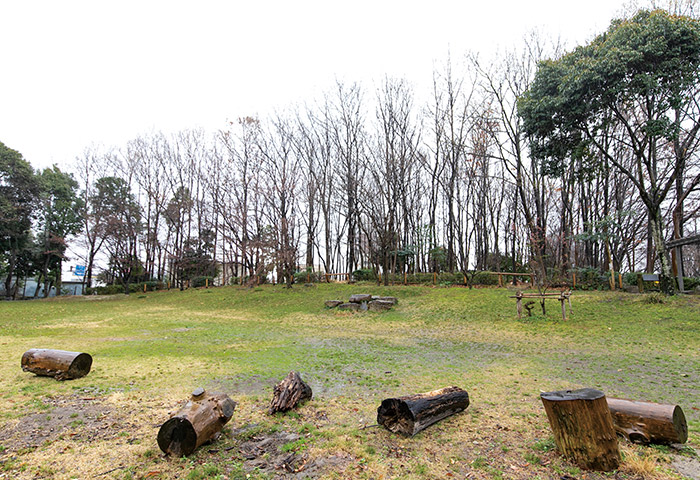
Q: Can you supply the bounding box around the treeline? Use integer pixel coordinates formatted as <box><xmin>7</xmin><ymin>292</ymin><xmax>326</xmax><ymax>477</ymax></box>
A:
<box><xmin>2</xmin><ymin>8</ymin><xmax>699</xmax><ymax>297</ymax></box>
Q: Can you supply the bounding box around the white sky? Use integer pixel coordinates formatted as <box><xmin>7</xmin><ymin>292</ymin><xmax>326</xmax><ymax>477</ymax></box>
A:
<box><xmin>1</xmin><ymin>0</ymin><xmax>630</xmax><ymax>171</ymax></box>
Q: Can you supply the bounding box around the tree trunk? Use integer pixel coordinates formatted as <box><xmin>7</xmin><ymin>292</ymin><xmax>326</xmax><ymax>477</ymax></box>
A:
<box><xmin>606</xmin><ymin>397</ymin><xmax>688</xmax><ymax>445</ymax></box>
<box><xmin>377</xmin><ymin>386</ymin><xmax>469</xmax><ymax>436</ymax></box>
<box><xmin>649</xmin><ymin>207</ymin><xmax>676</xmax><ymax>294</ymax></box>
<box><xmin>269</xmin><ymin>371</ymin><xmax>312</xmax><ymax>414</ymax></box>
<box><xmin>21</xmin><ymin>349</ymin><xmax>93</xmax><ymax>380</ymax></box>
<box><xmin>158</xmin><ymin>388</ymin><xmax>236</xmax><ymax>456</ymax></box>
<box><xmin>540</xmin><ymin>388</ymin><xmax>620</xmax><ymax>471</ymax></box>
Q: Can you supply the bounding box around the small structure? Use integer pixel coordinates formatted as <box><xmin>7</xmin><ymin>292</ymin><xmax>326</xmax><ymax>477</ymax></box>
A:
<box><xmin>325</xmin><ymin>294</ymin><xmax>398</xmax><ymax>313</ymax></box>
<box><xmin>512</xmin><ymin>290</ymin><xmax>572</xmax><ymax>320</ymax></box>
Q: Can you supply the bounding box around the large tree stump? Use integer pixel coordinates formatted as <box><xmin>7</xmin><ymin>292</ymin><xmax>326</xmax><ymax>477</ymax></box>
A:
<box><xmin>21</xmin><ymin>348</ymin><xmax>92</xmax><ymax>380</ymax></box>
<box><xmin>377</xmin><ymin>386</ymin><xmax>469</xmax><ymax>436</ymax></box>
<box><xmin>269</xmin><ymin>371</ymin><xmax>312</xmax><ymax>414</ymax></box>
<box><xmin>157</xmin><ymin>388</ymin><xmax>236</xmax><ymax>456</ymax></box>
<box><xmin>541</xmin><ymin>388</ymin><xmax>620</xmax><ymax>471</ymax></box>
<box><xmin>607</xmin><ymin>397</ymin><xmax>688</xmax><ymax>444</ymax></box>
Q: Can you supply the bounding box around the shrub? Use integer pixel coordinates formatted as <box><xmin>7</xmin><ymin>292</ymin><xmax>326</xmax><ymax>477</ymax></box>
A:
<box><xmin>293</xmin><ymin>270</ymin><xmax>322</xmax><ymax>283</ymax></box>
<box><xmin>352</xmin><ymin>268</ymin><xmax>376</xmax><ymax>281</ymax></box>
<box><xmin>190</xmin><ymin>276</ymin><xmax>214</xmax><ymax>288</ymax></box>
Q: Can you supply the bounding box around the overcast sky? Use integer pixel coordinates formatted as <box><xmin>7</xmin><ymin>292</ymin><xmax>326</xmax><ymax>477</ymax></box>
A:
<box><xmin>1</xmin><ymin>0</ymin><xmax>631</xmax><ymax>171</ymax></box>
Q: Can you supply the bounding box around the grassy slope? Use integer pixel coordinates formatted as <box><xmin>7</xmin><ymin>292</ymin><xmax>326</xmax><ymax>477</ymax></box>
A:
<box><xmin>0</xmin><ymin>285</ymin><xmax>697</xmax><ymax>479</ymax></box>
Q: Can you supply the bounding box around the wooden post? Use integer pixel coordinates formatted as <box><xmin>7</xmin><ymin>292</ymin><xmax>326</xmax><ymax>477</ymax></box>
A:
<box><xmin>463</xmin><ymin>274</ymin><xmax>467</xmax><ymax>285</ymax></box>
<box><xmin>404</xmin><ymin>272</ymin><xmax>407</xmax><ymax>285</ymax></box>
<box><xmin>206</xmin><ymin>278</ymin><xmax>209</xmax><ymax>288</ymax></box>
<box><xmin>606</xmin><ymin>397</ymin><xmax>687</xmax><ymax>444</ymax></box>
<box><xmin>144</xmin><ymin>283</ymin><xmax>147</xmax><ymax>293</ymax></box>
<box><xmin>378</xmin><ymin>272</ymin><xmax>382</xmax><ymax>284</ymax></box>
<box><xmin>498</xmin><ymin>273</ymin><xmax>503</xmax><ymax>287</ymax></box>
<box><xmin>618</xmin><ymin>273</ymin><xmax>622</xmax><ymax>289</ymax></box>
<box><xmin>21</xmin><ymin>349</ymin><xmax>93</xmax><ymax>380</ymax></box>
<box><xmin>377</xmin><ymin>386</ymin><xmax>469</xmax><ymax>436</ymax></box>
<box><xmin>516</xmin><ymin>291</ymin><xmax>523</xmax><ymax>319</ymax></box>
<box><xmin>573</xmin><ymin>272</ymin><xmax>576</xmax><ymax>289</ymax></box>
<box><xmin>157</xmin><ymin>388</ymin><xmax>236</xmax><ymax>456</ymax></box>
<box><xmin>540</xmin><ymin>388</ymin><xmax>620</xmax><ymax>471</ymax></box>
<box><xmin>433</xmin><ymin>272</ymin><xmax>436</xmax><ymax>285</ymax></box>
<box><xmin>560</xmin><ymin>293</ymin><xmax>566</xmax><ymax>321</ymax></box>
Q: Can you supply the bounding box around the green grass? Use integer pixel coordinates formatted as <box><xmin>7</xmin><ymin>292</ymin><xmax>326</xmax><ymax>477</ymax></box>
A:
<box><xmin>0</xmin><ymin>284</ymin><xmax>698</xmax><ymax>479</ymax></box>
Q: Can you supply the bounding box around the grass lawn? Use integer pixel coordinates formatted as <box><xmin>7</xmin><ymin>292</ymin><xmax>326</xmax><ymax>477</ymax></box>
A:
<box><xmin>0</xmin><ymin>284</ymin><xmax>697</xmax><ymax>479</ymax></box>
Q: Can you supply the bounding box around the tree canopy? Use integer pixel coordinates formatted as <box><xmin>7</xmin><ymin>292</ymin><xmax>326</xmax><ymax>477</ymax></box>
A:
<box><xmin>519</xmin><ymin>9</ymin><xmax>700</xmax><ymax>293</ymax></box>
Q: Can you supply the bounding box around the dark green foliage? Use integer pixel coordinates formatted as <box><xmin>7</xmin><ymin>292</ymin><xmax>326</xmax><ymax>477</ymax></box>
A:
<box><xmin>519</xmin><ymin>10</ymin><xmax>700</xmax><ymax>294</ymax></box>
<box><xmin>293</xmin><ymin>269</ymin><xmax>323</xmax><ymax>283</ymax></box>
<box><xmin>352</xmin><ymin>268</ymin><xmax>377</xmax><ymax>281</ymax></box>
<box><xmin>0</xmin><ymin>141</ymin><xmax>40</xmax><ymax>297</ymax></box>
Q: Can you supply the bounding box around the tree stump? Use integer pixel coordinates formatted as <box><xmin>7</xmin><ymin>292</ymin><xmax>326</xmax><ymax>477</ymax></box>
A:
<box><xmin>540</xmin><ymin>388</ymin><xmax>620</xmax><ymax>471</ymax></box>
<box><xmin>157</xmin><ymin>388</ymin><xmax>236</xmax><ymax>456</ymax></box>
<box><xmin>21</xmin><ymin>348</ymin><xmax>92</xmax><ymax>380</ymax></box>
<box><xmin>607</xmin><ymin>397</ymin><xmax>688</xmax><ymax>444</ymax></box>
<box><xmin>269</xmin><ymin>371</ymin><xmax>312</xmax><ymax>414</ymax></box>
<box><xmin>377</xmin><ymin>386</ymin><xmax>469</xmax><ymax>436</ymax></box>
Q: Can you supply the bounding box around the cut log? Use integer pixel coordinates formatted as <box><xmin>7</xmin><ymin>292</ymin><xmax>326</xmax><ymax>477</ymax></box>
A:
<box><xmin>349</xmin><ymin>294</ymin><xmax>372</xmax><ymax>303</ymax></box>
<box><xmin>377</xmin><ymin>386</ymin><xmax>469</xmax><ymax>436</ymax></box>
<box><xmin>607</xmin><ymin>397</ymin><xmax>687</xmax><ymax>444</ymax></box>
<box><xmin>157</xmin><ymin>388</ymin><xmax>236</xmax><ymax>456</ymax></box>
<box><xmin>540</xmin><ymin>388</ymin><xmax>620</xmax><ymax>471</ymax></box>
<box><xmin>368</xmin><ymin>300</ymin><xmax>393</xmax><ymax>311</ymax></box>
<box><xmin>21</xmin><ymin>348</ymin><xmax>92</xmax><ymax>380</ymax></box>
<box><xmin>269</xmin><ymin>371</ymin><xmax>313</xmax><ymax>414</ymax></box>
<box><xmin>324</xmin><ymin>300</ymin><xmax>343</xmax><ymax>308</ymax></box>
<box><xmin>372</xmin><ymin>296</ymin><xmax>398</xmax><ymax>305</ymax></box>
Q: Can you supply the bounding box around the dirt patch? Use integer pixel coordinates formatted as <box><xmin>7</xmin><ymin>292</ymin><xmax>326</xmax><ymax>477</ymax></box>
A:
<box><xmin>234</xmin><ymin>428</ymin><xmax>353</xmax><ymax>478</ymax></box>
<box><xmin>207</xmin><ymin>374</ymin><xmax>279</xmax><ymax>396</ymax></box>
<box><xmin>672</xmin><ymin>454</ymin><xmax>700</xmax><ymax>480</ymax></box>
<box><xmin>0</xmin><ymin>395</ymin><xmax>126</xmax><ymax>456</ymax></box>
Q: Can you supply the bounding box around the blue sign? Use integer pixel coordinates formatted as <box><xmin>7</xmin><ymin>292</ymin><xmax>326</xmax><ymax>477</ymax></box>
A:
<box><xmin>74</xmin><ymin>265</ymin><xmax>86</xmax><ymax>277</ymax></box>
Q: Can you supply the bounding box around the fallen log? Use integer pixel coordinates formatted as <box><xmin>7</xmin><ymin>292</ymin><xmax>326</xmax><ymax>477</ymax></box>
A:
<box><xmin>541</xmin><ymin>388</ymin><xmax>620</xmax><ymax>471</ymax></box>
<box><xmin>157</xmin><ymin>388</ymin><xmax>236</xmax><ymax>456</ymax></box>
<box><xmin>606</xmin><ymin>397</ymin><xmax>688</xmax><ymax>444</ymax></box>
<box><xmin>377</xmin><ymin>386</ymin><xmax>469</xmax><ymax>436</ymax></box>
<box><xmin>269</xmin><ymin>371</ymin><xmax>313</xmax><ymax>414</ymax></box>
<box><xmin>21</xmin><ymin>348</ymin><xmax>92</xmax><ymax>380</ymax></box>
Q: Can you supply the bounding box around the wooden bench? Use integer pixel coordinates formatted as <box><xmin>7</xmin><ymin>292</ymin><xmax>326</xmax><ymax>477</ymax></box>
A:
<box><xmin>510</xmin><ymin>290</ymin><xmax>572</xmax><ymax>320</ymax></box>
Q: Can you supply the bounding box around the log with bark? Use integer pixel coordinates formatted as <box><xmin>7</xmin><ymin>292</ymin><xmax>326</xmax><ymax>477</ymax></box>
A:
<box><xmin>269</xmin><ymin>371</ymin><xmax>313</xmax><ymax>414</ymax></box>
<box><xmin>377</xmin><ymin>386</ymin><xmax>469</xmax><ymax>436</ymax></box>
<box><xmin>157</xmin><ymin>388</ymin><xmax>236</xmax><ymax>456</ymax></box>
<box><xmin>540</xmin><ymin>388</ymin><xmax>620</xmax><ymax>471</ymax></box>
<box><xmin>21</xmin><ymin>348</ymin><xmax>93</xmax><ymax>380</ymax></box>
<box><xmin>607</xmin><ymin>397</ymin><xmax>687</xmax><ymax>444</ymax></box>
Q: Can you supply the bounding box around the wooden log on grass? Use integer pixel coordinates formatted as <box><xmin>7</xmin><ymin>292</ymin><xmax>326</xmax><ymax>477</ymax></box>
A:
<box><xmin>269</xmin><ymin>371</ymin><xmax>313</xmax><ymax>414</ymax></box>
<box><xmin>607</xmin><ymin>397</ymin><xmax>687</xmax><ymax>444</ymax></box>
<box><xmin>540</xmin><ymin>388</ymin><xmax>620</xmax><ymax>471</ymax></box>
<box><xmin>157</xmin><ymin>388</ymin><xmax>236</xmax><ymax>456</ymax></box>
<box><xmin>377</xmin><ymin>386</ymin><xmax>469</xmax><ymax>436</ymax></box>
<box><xmin>21</xmin><ymin>348</ymin><xmax>92</xmax><ymax>380</ymax></box>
